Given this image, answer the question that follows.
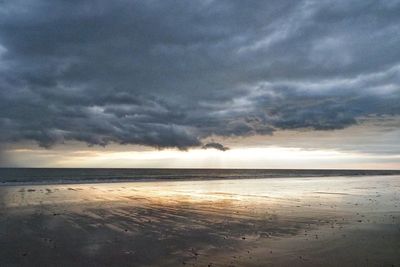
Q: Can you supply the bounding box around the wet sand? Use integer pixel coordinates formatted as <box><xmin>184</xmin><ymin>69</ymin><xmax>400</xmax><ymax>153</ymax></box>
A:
<box><xmin>0</xmin><ymin>176</ymin><xmax>399</xmax><ymax>266</ymax></box>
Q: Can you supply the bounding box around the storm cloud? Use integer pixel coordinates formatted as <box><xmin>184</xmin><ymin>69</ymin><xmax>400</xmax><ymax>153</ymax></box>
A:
<box><xmin>203</xmin><ymin>142</ymin><xmax>229</xmax><ymax>152</ymax></box>
<box><xmin>0</xmin><ymin>0</ymin><xmax>400</xmax><ymax>150</ymax></box>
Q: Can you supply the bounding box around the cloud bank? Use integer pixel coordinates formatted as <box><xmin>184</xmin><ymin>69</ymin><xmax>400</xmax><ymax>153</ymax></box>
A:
<box><xmin>0</xmin><ymin>0</ymin><xmax>400</xmax><ymax>151</ymax></box>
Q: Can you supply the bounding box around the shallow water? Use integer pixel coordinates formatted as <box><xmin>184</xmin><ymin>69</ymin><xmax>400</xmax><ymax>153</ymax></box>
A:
<box><xmin>0</xmin><ymin>175</ymin><xmax>399</xmax><ymax>266</ymax></box>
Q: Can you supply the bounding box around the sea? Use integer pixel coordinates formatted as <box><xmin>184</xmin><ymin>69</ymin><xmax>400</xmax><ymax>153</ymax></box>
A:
<box><xmin>0</xmin><ymin>168</ymin><xmax>399</xmax><ymax>186</ymax></box>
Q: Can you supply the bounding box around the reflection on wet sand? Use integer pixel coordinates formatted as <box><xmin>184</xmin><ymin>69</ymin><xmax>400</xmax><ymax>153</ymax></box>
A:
<box><xmin>0</xmin><ymin>176</ymin><xmax>399</xmax><ymax>266</ymax></box>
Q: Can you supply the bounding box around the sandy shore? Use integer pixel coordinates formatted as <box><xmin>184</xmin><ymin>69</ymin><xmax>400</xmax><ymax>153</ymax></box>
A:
<box><xmin>0</xmin><ymin>176</ymin><xmax>399</xmax><ymax>266</ymax></box>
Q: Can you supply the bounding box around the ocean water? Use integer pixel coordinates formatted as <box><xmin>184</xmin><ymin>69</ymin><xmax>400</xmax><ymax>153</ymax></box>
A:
<box><xmin>0</xmin><ymin>168</ymin><xmax>399</xmax><ymax>185</ymax></box>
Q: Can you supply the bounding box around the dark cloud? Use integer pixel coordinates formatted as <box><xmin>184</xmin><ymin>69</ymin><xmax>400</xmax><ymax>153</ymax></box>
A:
<box><xmin>0</xmin><ymin>0</ymin><xmax>400</xmax><ymax>151</ymax></box>
<box><xmin>203</xmin><ymin>142</ymin><xmax>229</xmax><ymax>152</ymax></box>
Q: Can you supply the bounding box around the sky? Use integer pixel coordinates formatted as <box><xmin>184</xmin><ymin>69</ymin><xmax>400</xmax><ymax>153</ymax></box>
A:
<box><xmin>0</xmin><ymin>0</ymin><xmax>400</xmax><ymax>169</ymax></box>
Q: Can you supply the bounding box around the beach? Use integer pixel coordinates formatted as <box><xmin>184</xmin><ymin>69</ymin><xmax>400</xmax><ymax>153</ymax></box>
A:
<box><xmin>1</xmin><ymin>175</ymin><xmax>399</xmax><ymax>266</ymax></box>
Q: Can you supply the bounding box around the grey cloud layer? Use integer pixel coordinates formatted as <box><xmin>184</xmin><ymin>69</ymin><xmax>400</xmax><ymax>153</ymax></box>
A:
<box><xmin>0</xmin><ymin>0</ymin><xmax>400</xmax><ymax>150</ymax></box>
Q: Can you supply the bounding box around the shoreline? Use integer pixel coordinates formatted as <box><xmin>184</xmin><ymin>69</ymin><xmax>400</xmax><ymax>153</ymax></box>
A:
<box><xmin>1</xmin><ymin>175</ymin><xmax>399</xmax><ymax>266</ymax></box>
<box><xmin>1</xmin><ymin>172</ymin><xmax>400</xmax><ymax>187</ymax></box>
